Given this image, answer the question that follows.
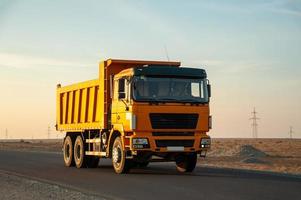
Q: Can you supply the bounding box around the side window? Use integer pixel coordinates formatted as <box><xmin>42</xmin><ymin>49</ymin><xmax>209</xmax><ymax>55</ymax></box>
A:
<box><xmin>118</xmin><ymin>78</ymin><xmax>126</xmax><ymax>99</ymax></box>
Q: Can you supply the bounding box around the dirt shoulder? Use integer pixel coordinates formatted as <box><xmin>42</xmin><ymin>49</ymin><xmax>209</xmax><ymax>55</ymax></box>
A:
<box><xmin>0</xmin><ymin>171</ymin><xmax>103</xmax><ymax>200</ymax></box>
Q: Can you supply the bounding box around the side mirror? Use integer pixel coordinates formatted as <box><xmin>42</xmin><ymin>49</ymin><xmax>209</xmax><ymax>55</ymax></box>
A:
<box><xmin>118</xmin><ymin>78</ymin><xmax>126</xmax><ymax>99</ymax></box>
<box><xmin>118</xmin><ymin>92</ymin><xmax>126</xmax><ymax>99</ymax></box>
<box><xmin>207</xmin><ymin>84</ymin><xmax>211</xmax><ymax>98</ymax></box>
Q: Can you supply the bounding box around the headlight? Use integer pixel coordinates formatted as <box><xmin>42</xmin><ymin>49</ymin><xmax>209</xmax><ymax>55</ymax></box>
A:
<box><xmin>133</xmin><ymin>138</ymin><xmax>148</xmax><ymax>145</ymax></box>
<box><xmin>132</xmin><ymin>138</ymin><xmax>150</xmax><ymax>149</ymax></box>
<box><xmin>200</xmin><ymin>138</ymin><xmax>211</xmax><ymax>148</ymax></box>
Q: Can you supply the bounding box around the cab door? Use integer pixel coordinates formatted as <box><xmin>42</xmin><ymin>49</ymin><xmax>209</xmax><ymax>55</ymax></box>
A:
<box><xmin>111</xmin><ymin>77</ymin><xmax>129</xmax><ymax>126</ymax></box>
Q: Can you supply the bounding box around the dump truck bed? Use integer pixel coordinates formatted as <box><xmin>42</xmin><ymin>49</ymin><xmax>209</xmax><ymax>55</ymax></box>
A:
<box><xmin>56</xmin><ymin>79</ymin><xmax>102</xmax><ymax>131</ymax></box>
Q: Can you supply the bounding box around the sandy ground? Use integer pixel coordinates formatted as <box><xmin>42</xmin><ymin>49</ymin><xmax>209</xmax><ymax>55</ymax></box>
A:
<box><xmin>201</xmin><ymin>138</ymin><xmax>301</xmax><ymax>175</ymax></box>
<box><xmin>0</xmin><ymin>138</ymin><xmax>300</xmax><ymax>175</ymax></box>
<box><xmin>0</xmin><ymin>171</ymin><xmax>103</xmax><ymax>200</ymax></box>
<box><xmin>0</xmin><ymin>139</ymin><xmax>62</xmax><ymax>152</ymax></box>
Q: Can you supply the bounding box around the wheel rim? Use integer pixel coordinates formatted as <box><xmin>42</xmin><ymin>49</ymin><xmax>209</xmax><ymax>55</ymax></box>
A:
<box><xmin>66</xmin><ymin>144</ymin><xmax>70</xmax><ymax>158</ymax></box>
<box><xmin>112</xmin><ymin>144</ymin><xmax>122</xmax><ymax>167</ymax></box>
<box><xmin>75</xmin><ymin>141</ymin><xmax>82</xmax><ymax>163</ymax></box>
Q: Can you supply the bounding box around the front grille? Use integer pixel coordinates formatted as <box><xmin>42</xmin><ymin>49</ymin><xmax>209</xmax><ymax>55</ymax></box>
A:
<box><xmin>155</xmin><ymin>140</ymin><xmax>194</xmax><ymax>147</ymax></box>
<box><xmin>152</xmin><ymin>132</ymin><xmax>194</xmax><ymax>136</ymax></box>
<box><xmin>150</xmin><ymin>113</ymin><xmax>198</xmax><ymax>129</ymax></box>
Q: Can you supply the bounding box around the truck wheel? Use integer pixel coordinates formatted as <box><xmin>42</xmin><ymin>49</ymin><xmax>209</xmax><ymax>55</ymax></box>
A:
<box><xmin>74</xmin><ymin>135</ymin><xmax>86</xmax><ymax>168</ymax></box>
<box><xmin>112</xmin><ymin>137</ymin><xmax>131</xmax><ymax>174</ymax></box>
<box><xmin>175</xmin><ymin>153</ymin><xmax>197</xmax><ymax>172</ymax></box>
<box><xmin>86</xmin><ymin>156</ymin><xmax>99</xmax><ymax>168</ymax></box>
<box><xmin>63</xmin><ymin>136</ymin><xmax>75</xmax><ymax>167</ymax></box>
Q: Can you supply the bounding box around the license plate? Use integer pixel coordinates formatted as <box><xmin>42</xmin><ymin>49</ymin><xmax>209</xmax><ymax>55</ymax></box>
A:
<box><xmin>167</xmin><ymin>146</ymin><xmax>184</xmax><ymax>151</ymax></box>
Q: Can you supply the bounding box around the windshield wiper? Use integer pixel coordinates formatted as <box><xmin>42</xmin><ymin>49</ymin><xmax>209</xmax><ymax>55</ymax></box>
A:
<box><xmin>137</xmin><ymin>97</ymin><xmax>163</xmax><ymax>104</ymax></box>
<box><xmin>158</xmin><ymin>98</ymin><xmax>202</xmax><ymax>104</ymax></box>
<box><xmin>179</xmin><ymin>99</ymin><xmax>207</xmax><ymax>104</ymax></box>
<box><xmin>159</xmin><ymin>98</ymin><xmax>197</xmax><ymax>102</ymax></box>
<box><xmin>159</xmin><ymin>98</ymin><xmax>178</xmax><ymax>101</ymax></box>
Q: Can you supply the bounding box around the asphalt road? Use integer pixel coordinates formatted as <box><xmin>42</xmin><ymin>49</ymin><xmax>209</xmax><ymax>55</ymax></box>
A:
<box><xmin>0</xmin><ymin>150</ymin><xmax>300</xmax><ymax>200</ymax></box>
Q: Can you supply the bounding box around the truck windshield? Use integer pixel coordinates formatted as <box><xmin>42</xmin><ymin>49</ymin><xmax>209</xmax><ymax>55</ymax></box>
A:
<box><xmin>132</xmin><ymin>76</ymin><xmax>208</xmax><ymax>103</ymax></box>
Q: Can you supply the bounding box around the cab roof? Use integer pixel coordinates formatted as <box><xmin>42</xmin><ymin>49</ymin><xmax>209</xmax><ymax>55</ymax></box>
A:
<box><xmin>133</xmin><ymin>66</ymin><xmax>207</xmax><ymax>79</ymax></box>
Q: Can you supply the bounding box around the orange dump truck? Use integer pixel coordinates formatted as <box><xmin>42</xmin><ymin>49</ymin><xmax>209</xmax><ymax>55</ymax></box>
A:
<box><xmin>56</xmin><ymin>59</ymin><xmax>212</xmax><ymax>173</ymax></box>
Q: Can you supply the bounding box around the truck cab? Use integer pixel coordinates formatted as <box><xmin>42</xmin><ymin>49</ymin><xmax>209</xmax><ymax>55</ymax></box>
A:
<box><xmin>110</xmin><ymin>66</ymin><xmax>211</xmax><ymax>172</ymax></box>
<box><xmin>57</xmin><ymin>59</ymin><xmax>212</xmax><ymax>174</ymax></box>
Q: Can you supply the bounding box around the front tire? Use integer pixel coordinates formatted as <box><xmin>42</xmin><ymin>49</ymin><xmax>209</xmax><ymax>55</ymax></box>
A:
<box><xmin>112</xmin><ymin>137</ymin><xmax>132</xmax><ymax>174</ymax></box>
<box><xmin>175</xmin><ymin>153</ymin><xmax>197</xmax><ymax>172</ymax></box>
<box><xmin>63</xmin><ymin>136</ymin><xmax>75</xmax><ymax>167</ymax></box>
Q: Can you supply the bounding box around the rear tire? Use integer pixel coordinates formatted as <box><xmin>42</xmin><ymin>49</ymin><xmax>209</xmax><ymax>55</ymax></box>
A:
<box><xmin>112</xmin><ymin>137</ymin><xmax>132</xmax><ymax>174</ymax></box>
<box><xmin>63</xmin><ymin>136</ymin><xmax>75</xmax><ymax>167</ymax></box>
<box><xmin>175</xmin><ymin>153</ymin><xmax>197</xmax><ymax>172</ymax></box>
<box><xmin>74</xmin><ymin>135</ymin><xmax>86</xmax><ymax>168</ymax></box>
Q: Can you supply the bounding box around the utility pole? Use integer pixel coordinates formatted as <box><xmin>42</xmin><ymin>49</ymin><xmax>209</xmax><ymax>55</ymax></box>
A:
<box><xmin>47</xmin><ymin>125</ymin><xmax>51</xmax><ymax>139</ymax></box>
<box><xmin>249</xmin><ymin>108</ymin><xmax>259</xmax><ymax>138</ymax></box>
<box><xmin>289</xmin><ymin>126</ymin><xmax>293</xmax><ymax>139</ymax></box>
<box><xmin>5</xmin><ymin>128</ymin><xmax>8</xmax><ymax>140</ymax></box>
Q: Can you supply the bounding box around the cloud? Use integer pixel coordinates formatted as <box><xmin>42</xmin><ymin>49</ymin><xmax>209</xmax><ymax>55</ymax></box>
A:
<box><xmin>262</xmin><ymin>0</ymin><xmax>301</xmax><ymax>17</ymax></box>
<box><xmin>201</xmin><ymin>0</ymin><xmax>301</xmax><ymax>17</ymax></box>
<box><xmin>185</xmin><ymin>59</ymin><xmax>278</xmax><ymax>74</ymax></box>
<box><xmin>271</xmin><ymin>7</ymin><xmax>301</xmax><ymax>16</ymax></box>
<box><xmin>0</xmin><ymin>53</ymin><xmax>94</xmax><ymax>69</ymax></box>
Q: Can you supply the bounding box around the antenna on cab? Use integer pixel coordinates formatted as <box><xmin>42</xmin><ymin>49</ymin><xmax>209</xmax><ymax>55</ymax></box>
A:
<box><xmin>164</xmin><ymin>45</ymin><xmax>170</xmax><ymax>61</ymax></box>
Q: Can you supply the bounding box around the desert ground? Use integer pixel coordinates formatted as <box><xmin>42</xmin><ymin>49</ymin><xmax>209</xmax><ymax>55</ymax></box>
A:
<box><xmin>1</xmin><ymin>138</ymin><xmax>300</xmax><ymax>175</ymax></box>
<box><xmin>202</xmin><ymin>138</ymin><xmax>301</xmax><ymax>175</ymax></box>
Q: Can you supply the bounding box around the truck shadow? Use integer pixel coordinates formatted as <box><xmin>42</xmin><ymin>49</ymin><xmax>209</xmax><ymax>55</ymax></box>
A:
<box><xmin>96</xmin><ymin>164</ymin><xmax>301</xmax><ymax>182</ymax></box>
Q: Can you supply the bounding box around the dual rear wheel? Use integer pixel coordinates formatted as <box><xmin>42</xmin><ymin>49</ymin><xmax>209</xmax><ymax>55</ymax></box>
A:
<box><xmin>63</xmin><ymin>135</ymin><xmax>132</xmax><ymax>173</ymax></box>
<box><xmin>63</xmin><ymin>135</ymin><xmax>74</xmax><ymax>167</ymax></box>
<box><xmin>63</xmin><ymin>135</ymin><xmax>99</xmax><ymax>168</ymax></box>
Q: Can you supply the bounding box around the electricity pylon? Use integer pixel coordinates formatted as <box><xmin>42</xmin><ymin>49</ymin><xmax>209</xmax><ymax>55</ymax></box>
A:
<box><xmin>249</xmin><ymin>108</ymin><xmax>259</xmax><ymax>138</ymax></box>
<box><xmin>5</xmin><ymin>128</ymin><xmax>8</xmax><ymax>139</ymax></box>
<box><xmin>47</xmin><ymin>126</ymin><xmax>51</xmax><ymax>139</ymax></box>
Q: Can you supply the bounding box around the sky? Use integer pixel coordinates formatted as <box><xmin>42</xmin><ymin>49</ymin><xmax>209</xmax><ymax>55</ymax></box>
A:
<box><xmin>0</xmin><ymin>0</ymin><xmax>300</xmax><ymax>139</ymax></box>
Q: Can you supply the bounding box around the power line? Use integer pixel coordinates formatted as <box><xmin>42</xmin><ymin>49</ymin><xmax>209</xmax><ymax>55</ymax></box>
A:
<box><xmin>249</xmin><ymin>107</ymin><xmax>259</xmax><ymax>138</ymax></box>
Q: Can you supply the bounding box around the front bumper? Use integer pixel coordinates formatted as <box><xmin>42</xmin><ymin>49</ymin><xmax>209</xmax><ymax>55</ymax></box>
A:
<box><xmin>127</xmin><ymin>132</ymin><xmax>211</xmax><ymax>153</ymax></box>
